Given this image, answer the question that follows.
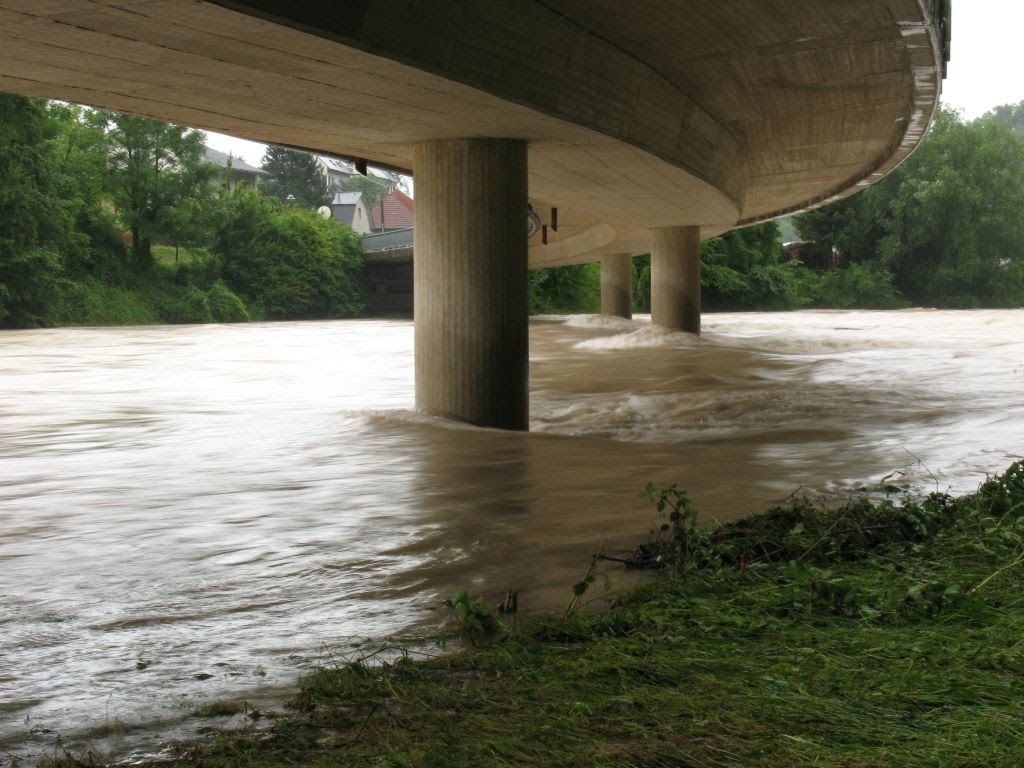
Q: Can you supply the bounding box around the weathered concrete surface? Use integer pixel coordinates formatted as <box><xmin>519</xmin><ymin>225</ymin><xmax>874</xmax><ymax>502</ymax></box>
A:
<box><xmin>414</xmin><ymin>139</ymin><xmax>529</xmax><ymax>429</ymax></box>
<box><xmin>0</xmin><ymin>1</ymin><xmax>948</xmax><ymax>265</ymax></box>
<box><xmin>651</xmin><ymin>227</ymin><xmax>702</xmax><ymax>334</ymax></box>
<box><xmin>600</xmin><ymin>255</ymin><xmax>633</xmax><ymax>320</ymax></box>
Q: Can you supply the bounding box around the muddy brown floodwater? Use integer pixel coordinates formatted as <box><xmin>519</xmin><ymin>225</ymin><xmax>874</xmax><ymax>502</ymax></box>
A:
<box><xmin>1</xmin><ymin>309</ymin><xmax>1022</xmax><ymax>762</ymax></box>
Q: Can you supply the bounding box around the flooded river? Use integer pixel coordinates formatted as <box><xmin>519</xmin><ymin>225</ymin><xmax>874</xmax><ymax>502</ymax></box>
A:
<box><xmin>2</xmin><ymin>309</ymin><xmax>1022</xmax><ymax>761</ymax></box>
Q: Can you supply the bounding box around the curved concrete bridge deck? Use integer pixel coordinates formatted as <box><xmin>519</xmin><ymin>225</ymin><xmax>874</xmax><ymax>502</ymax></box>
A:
<box><xmin>0</xmin><ymin>0</ymin><xmax>950</xmax><ymax>429</ymax></box>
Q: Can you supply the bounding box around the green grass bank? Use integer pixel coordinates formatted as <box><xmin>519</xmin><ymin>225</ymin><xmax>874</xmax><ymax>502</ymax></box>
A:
<box><xmin>39</xmin><ymin>463</ymin><xmax>1024</xmax><ymax>768</ymax></box>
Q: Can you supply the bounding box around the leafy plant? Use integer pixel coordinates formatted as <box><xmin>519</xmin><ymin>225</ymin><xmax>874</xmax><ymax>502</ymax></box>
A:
<box><xmin>528</xmin><ymin>262</ymin><xmax>600</xmax><ymax>314</ymax></box>
<box><xmin>565</xmin><ymin>545</ymin><xmax>610</xmax><ymax>618</ymax></box>
<box><xmin>214</xmin><ymin>188</ymin><xmax>364</xmax><ymax>319</ymax></box>
<box><xmin>443</xmin><ymin>591</ymin><xmax>504</xmax><ymax>643</ymax></box>
<box><xmin>206</xmin><ymin>280</ymin><xmax>250</xmax><ymax>322</ymax></box>
<box><xmin>635</xmin><ymin>481</ymin><xmax>717</xmax><ymax>574</ymax></box>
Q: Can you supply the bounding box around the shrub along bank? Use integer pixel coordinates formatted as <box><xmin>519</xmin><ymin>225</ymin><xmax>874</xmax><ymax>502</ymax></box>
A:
<box><xmin>7</xmin><ymin>189</ymin><xmax>365</xmax><ymax>329</ymax></box>
<box><xmin>41</xmin><ymin>461</ymin><xmax>1024</xmax><ymax>768</ymax></box>
<box><xmin>0</xmin><ymin>92</ymin><xmax>364</xmax><ymax>329</ymax></box>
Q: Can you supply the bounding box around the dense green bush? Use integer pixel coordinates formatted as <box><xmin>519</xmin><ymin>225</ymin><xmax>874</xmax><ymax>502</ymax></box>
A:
<box><xmin>528</xmin><ymin>263</ymin><xmax>600</xmax><ymax>314</ymax></box>
<box><xmin>0</xmin><ymin>93</ymin><xmax>368</xmax><ymax>328</ymax></box>
<box><xmin>700</xmin><ymin>223</ymin><xmax>818</xmax><ymax>311</ymax></box>
<box><xmin>633</xmin><ymin>222</ymin><xmax>816</xmax><ymax>314</ymax></box>
<box><xmin>214</xmin><ymin>189</ymin><xmax>364</xmax><ymax>319</ymax></box>
<box><xmin>67</xmin><ymin>207</ymin><xmax>134</xmax><ymax>285</ymax></box>
<box><xmin>49</xmin><ymin>278</ymin><xmax>162</xmax><ymax>326</ymax></box>
<box><xmin>166</xmin><ymin>285</ymin><xmax>213</xmax><ymax>324</ymax></box>
<box><xmin>206</xmin><ymin>281</ymin><xmax>250</xmax><ymax>323</ymax></box>
<box><xmin>797</xmin><ymin>107</ymin><xmax>1024</xmax><ymax>308</ymax></box>
<box><xmin>0</xmin><ymin>94</ymin><xmax>73</xmax><ymax>327</ymax></box>
<box><xmin>0</xmin><ymin>248</ymin><xmax>65</xmax><ymax>327</ymax></box>
<box><xmin>48</xmin><ymin>273</ymin><xmax>248</xmax><ymax>327</ymax></box>
<box><xmin>809</xmin><ymin>262</ymin><xmax>904</xmax><ymax>309</ymax></box>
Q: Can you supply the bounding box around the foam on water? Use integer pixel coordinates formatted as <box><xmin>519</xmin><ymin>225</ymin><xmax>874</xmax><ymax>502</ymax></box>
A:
<box><xmin>574</xmin><ymin>324</ymin><xmax>702</xmax><ymax>350</ymax></box>
<box><xmin>561</xmin><ymin>313</ymin><xmax>645</xmax><ymax>331</ymax></box>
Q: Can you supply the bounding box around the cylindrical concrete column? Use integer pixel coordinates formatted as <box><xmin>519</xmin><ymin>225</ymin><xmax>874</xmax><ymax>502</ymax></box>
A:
<box><xmin>414</xmin><ymin>139</ymin><xmax>529</xmax><ymax>430</ymax></box>
<box><xmin>650</xmin><ymin>225</ymin><xmax>701</xmax><ymax>333</ymax></box>
<box><xmin>600</xmin><ymin>253</ymin><xmax>633</xmax><ymax>319</ymax></box>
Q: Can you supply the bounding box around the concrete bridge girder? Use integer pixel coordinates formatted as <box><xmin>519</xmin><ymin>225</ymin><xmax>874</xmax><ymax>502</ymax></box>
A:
<box><xmin>0</xmin><ymin>1</ymin><xmax>946</xmax><ymax>245</ymax></box>
<box><xmin>528</xmin><ymin>223</ymin><xmax>619</xmax><ymax>269</ymax></box>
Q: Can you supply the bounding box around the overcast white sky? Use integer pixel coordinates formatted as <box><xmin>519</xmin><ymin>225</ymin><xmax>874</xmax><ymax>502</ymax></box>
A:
<box><xmin>207</xmin><ymin>2</ymin><xmax>1018</xmax><ymax>167</ymax></box>
<box><xmin>204</xmin><ymin>132</ymin><xmax>267</xmax><ymax>168</ymax></box>
<box><xmin>941</xmin><ymin>0</ymin><xmax>1023</xmax><ymax>118</ymax></box>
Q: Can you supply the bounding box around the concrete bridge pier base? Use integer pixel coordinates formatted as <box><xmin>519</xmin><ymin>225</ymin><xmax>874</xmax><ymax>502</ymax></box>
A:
<box><xmin>413</xmin><ymin>138</ymin><xmax>529</xmax><ymax>430</ymax></box>
<box><xmin>650</xmin><ymin>226</ymin><xmax>701</xmax><ymax>333</ymax></box>
<box><xmin>600</xmin><ymin>253</ymin><xmax>633</xmax><ymax>319</ymax></box>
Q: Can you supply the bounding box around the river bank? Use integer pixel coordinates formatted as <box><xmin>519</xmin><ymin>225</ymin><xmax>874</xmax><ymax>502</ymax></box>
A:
<box><xmin>32</xmin><ymin>462</ymin><xmax>1024</xmax><ymax>768</ymax></box>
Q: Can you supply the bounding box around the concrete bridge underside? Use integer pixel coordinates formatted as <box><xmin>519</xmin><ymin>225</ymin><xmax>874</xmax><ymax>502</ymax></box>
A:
<box><xmin>0</xmin><ymin>0</ymin><xmax>949</xmax><ymax>429</ymax></box>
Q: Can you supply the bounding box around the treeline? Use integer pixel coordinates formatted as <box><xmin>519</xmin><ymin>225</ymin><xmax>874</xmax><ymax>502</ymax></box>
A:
<box><xmin>6</xmin><ymin>91</ymin><xmax>1024</xmax><ymax>329</ymax></box>
<box><xmin>528</xmin><ymin>221</ymin><xmax>886</xmax><ymax>315</ymax></box>
<box><xmin>0</xmin><ymin>93</ymin><xmax>363</xmax><ymax>329</ymax></box>
<box><xmin>795</xmin><ymin>106</ymin><xmax>1024</xmax><ymax>308</ymax></box>
<box><xmin>532</xmin><ymin>104</ymin><xmax>1024</xmax><ymax>314</ymax></box>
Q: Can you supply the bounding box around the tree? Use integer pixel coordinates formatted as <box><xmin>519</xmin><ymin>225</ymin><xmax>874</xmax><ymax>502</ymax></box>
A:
<box><xmin>700</xmin><ymin>222</ymin><xmax>811</xmax><ymax>310</ymax></box>
<box><xmin>213</xmin><ymin>188</ymin><xmax>363</xmax><ymax>319</ymax></box>
<box><xmin>47</xmin><ymin>102</ymin><xmax>129</xmax><ymax>281</ymax></box>
<box><xmin>528</xmin><ymin>263</ymin><xmax>601</xmax><ymax>313</ymax></box>
<box><xmin>259</xmin><ymin>145</ymin><xmax>331</xmax><ymax>209</ymax></box>
<box><xmin>796</xmin><ymin>107</ymin><xmax>1024</xmax><ymax>307</ymax></box>
<box><xmin>633</xmin><ymin>222</ymin><xmax>810</xmax><ymax>312</ymax></box>
<box><xmin>89</xmin><ymin>110</ymin><xmax>214</xmax><ymax>267</ymax></box>
<box><xmin>889</xmin><ymin>111</ymin><xmax>1024</xmax><ymax>305</ymax></box>
<box><xmin>0</xmin><ymin>93</ymin><xmax>74</xmax><ymax>327</ymax></box>
<box><xmin>983</xmin><ymin>101</ymin><xmax>1024</xmax><ymax>135</ymax></box>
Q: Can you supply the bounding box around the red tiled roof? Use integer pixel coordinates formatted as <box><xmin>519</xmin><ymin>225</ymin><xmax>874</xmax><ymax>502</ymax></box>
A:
<box><xmin>370</xmin><ymin>189</ymin><xmax>415</xmax><ymax>230</ymax></box>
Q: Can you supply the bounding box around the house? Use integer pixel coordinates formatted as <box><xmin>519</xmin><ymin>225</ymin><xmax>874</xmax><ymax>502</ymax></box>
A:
<box><xmin>317</xmin><ymin>155</ymin><xmax>361</xmax><ymax>192</ymax></box>
<box><xmin>203</xmin><ymin>146</ymin><xmax>268</xmax><ymax>189</ymax></box>
<box><xmin>330</xmin><ymin>191</ymin><xmax>374</xmax><ymax>234</ymax></box>
<box><xmin>369</xmin><ymin>189</ymin><xmax>415</xmax><ymax>232</ymax></box>
<box><xmin>315</xmin><ymin>155</ymin><xmax>399</xmax><ymax>195</ymax></box>
<box><xmin>330</xmin><ymin>188</ymin><xmax>415</xmax><ymax>234</ymax></box>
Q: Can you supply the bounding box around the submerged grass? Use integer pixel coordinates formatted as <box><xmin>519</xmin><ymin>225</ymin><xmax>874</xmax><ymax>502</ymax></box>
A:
<box><xmin>40</xmin><ymin>462</ymin><xmax>1024</xmax><ymax>767</ymax></box>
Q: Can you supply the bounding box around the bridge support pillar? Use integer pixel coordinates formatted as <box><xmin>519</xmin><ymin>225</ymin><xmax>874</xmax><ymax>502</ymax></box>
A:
<box><xmin>414</xmin><ymin>138</ymin><xmax>529</xmax><ymax>430</ymax></box>
<box><xmin>651</xmin><ymin>226</ymin><xmax>701</xmax><ymax>333</ymax></box>
<box><xmin>600</xmin><ymin>253</ymin><xmax>633</xmax><ymax>319</ymax></box>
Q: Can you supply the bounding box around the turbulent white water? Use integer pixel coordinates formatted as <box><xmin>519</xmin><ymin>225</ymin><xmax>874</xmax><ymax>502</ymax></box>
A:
<box><xmin>2</xmin><ymin>309</ymin><xmax>1022</xmax><ymax>762</ymax></box>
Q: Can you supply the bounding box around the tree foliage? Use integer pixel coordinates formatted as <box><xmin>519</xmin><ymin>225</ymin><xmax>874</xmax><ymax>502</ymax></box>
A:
<box><xmin>632</xmin><ymin>223</ymin><xmax>812</xmax><ymax>314</ymax></box>
<box><xmin>982</xmin><ymin>101</ymin><xmax>1024</xmax><ymax>135</ymax></box>
<box><xmin>214</xmin><ymin>188</ymin><xmax>364</xmax><ymax>319</ymax></box>
<box><xmin>0</xmin><ymin>94</ymin><xmax>75</xmax><ymax>326</ymax></box>
<box><xmin>700</xmin><ymin>222</ymin><xmax>811</xmax><ymax>310</ymax></box>
<box><xmin>0</xmin><ymin>92</ymin><xmax>368</xmax><ymax>328</ymax></box>
<box><xmin>796</xmin><ymin>107</ymin><xmax>1024</xmax><ymax>308</ymax></box>
<box><xmin>259</xmin><ymin>146</ymin><xmax>331</xmax><ymax>209</ymax></box>
<box><xmin>528</xmin><ymin>263</ymin><xmax>601</xmax><ymax>314</ymax></box>
<box><xmin>47</xmin><ymin>103</ymin><xmax>130</xmax><ymax>281</ymax></box>
<box><xmin>86</xmin><ymin>110</ymin><xmax>214</xmax><ymax>267</ymax></box>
